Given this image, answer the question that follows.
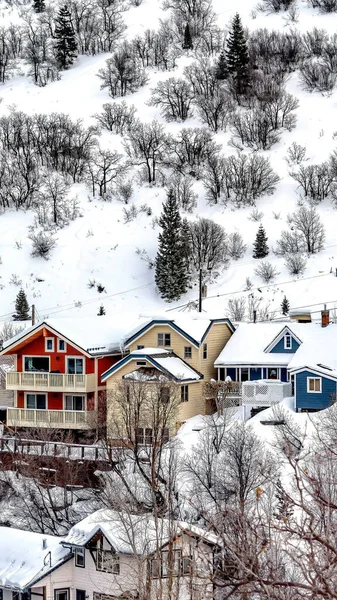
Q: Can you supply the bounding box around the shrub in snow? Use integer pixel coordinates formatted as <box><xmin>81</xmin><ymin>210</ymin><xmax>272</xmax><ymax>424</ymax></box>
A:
<box><xmin>254</xmin><ymin>261</ymin><xmax>279</xmax><ymax>283</ymax></box>
<box><xmin>123</xmin><ymin>204</ymin><xmax>138</xmax><ymax>223</ymax></box>
<box><xmin>285</xmin><ymin>142</ymin><xmax>307</xmax><ymax>166</ymax></box>
<box><xmin>166</xmin><ymin>173</ymin><xmax>197</xmax><ymax>213</ymax></box>
<box><xmin>275</xmin><ymin>230</ymin><xmax>306</xmax><ymax>256</ymax></box>
<box><xmin>29</xmin><ymin>230</ymin><xmax>57</xmax><ymax>260</ymax></box>
<box><xmin>285</xmin><ymin>253</ymin><xmax>307</xmax><ymax>275</ymax></box>
<box><xmin>302</xmin><ymin>28</ymin><xmax>329</xmax><ymax>58</ymax></box>
<box><xmin>299</xmin><ymin>59</ymin><xmax>337</xmax><ymax>92</ymax></box>
<box><xmin>230</xmin><ymin>109</ymin><xmax>281</xmax><ymax>151</ymax></box>
<box><xmin>93</xmin><ymin>102</ymin><xmax>137</xmax><ymax>135</ymax></box>
<box><xmin>97</xmin><ymin>42</ymin><xmax>148</xmax><ymax>98</ymax></box>
<box><xmin>308</xmin><ymin>0</ymin><xmax>337</xmax><ymax>12</ymax></box>
<box><xmin>227</xmin><ymin>232</ymin><xmax>247</xmax><ymax>260</ymax></box>
<box><xmin>258</xmin><ymin>0</ymin><xmax>294</xmax><ymax>11</ymax></box>
<box><xmin>290</xmin><ymin>163</ymin><xmax>334</xmax><ymax>201</ymax></box>
<box><xmin>249</xmin><ymin>208</ymin><xmax>264</xmax><ymax>222</ymax></box>
<box><xmin>113</xmin><ymin>178</ymin><xmax>134</xmax><ymax>204</ymax></box>
<box><xmin>148</xmin><ymin>78</ymin><xmax>194</xmax><ymax>121</ymax></box>
<box><xmin>227</xmin><ymin>296</ymin><xmax>246</xmax><ymax>321</ymax></box>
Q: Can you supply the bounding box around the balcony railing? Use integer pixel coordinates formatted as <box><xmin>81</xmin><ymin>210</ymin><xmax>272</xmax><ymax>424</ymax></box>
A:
<box><xmin>6</xmin><ymin>372</ymin><xmax>96</xmax><ymax>392</ymax></box>
<box><xmin>241</xmin><ymin>380</ymin><xmax>292</xmax><ymax>406</ymax></box>
<box><xmin>7</xmin><ymin>408</ymin><xmax>95</xmax><ymax>429</ymax></box>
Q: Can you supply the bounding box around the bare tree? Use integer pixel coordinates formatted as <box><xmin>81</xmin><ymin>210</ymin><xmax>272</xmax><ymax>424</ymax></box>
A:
<box><xmin>166</xmin><ymin>172</ymin><xmax>197</xmax><ymax>212</ymax></box>
<box><xmin>93</xmin><ymin>101</ymin><xmax>137</xmax><ymax>134</ymax></box>
<box><xmin>188</xmin><ymin>218</ymin><xmax>228</xmax><ymax>277</ymax></box>
<box><xmin>254</xmin><ymin>260</ymin><xmax>279</xmax><ymax>283</ymax></box>
<box><xmin>284</xmin><ymin>253</ymin><xmax>307</xmax><ymax>275</ymax></box>
<box><xmin>88</xmin><ymin>148</ymin><xmax>123</xmax><ymax>198</ymax></box>
<box><xmin>148</xmin><ymin>78</ymin><xmax>194</xmax><ymax>121</ymax></box>
<box><xmin>288</xmin><ymin>204</ymin><xmax>325</xmax><ymax>253</ymax></box>
<box><xmin>97</xmin><ymin>42</ymin><xmax>148</xmax><ymax>98</ymax></box>
<box><xmin>227</xmin><ymin>296</ymin><xmax>246</xmax><ymax>321</ymax></box>
<box><xmin>124</xmin><ymin>120</ymin><xmax>169</xmax><ymax>184</ymax></box>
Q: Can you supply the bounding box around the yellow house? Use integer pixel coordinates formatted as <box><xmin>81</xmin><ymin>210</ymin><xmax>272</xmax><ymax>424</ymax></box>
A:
<box><xmin>102</xmin><ymin>317</ymin><xmax>235</xmax><ymax>440</ymax></box>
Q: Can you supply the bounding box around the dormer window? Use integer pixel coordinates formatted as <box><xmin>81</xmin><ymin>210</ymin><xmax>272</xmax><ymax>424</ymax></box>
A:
<box><xmin>284</xmin><ymin>334</ymin><xmax>292</xmax><ymax>350</ymax></box>
<box><xmin>158</xmin><ymin>333</ymin><xmax>171</xmax><ymax>347</ymax></box>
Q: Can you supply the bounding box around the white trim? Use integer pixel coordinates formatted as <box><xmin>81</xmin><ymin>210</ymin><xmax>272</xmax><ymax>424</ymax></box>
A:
<box><xmin>23</xmin><ymin>355</ymin><xmax>50</xmax><ymax>372</ymax></box>
<box><xmin>307</xmin><ymin>377</ymin><xmax>322</xmax><ymax>393</ymax></box>
<box><xmin>126</xmin><ymin>323</ymin><xmax>199</xmax><ymax>349</ymax></box>
<box><xmin>63</xmin><ymin>393</ymin><xmax>86</xmax><ymax>411</ymax></box>
<box><xmin>57</xmin><ymin>338</ymin><xmax>67</xmax><ymax>352</ymax></box>
<box><xmin>284</xmin><ymin>334</ymin><xmax>292</xmax><ymax>350</ymax></box>
<box><xmin>24</xmin><ymin>391</ymin><xmax>47</xmax><ymax>409</ymax></box>
<box><xmin>289</xmin><ymin>366</ymin><xmax>337</xmax><ymax>382</ymax></box>
<box><xmin>45</xmin><ymin>337</ymin><xmax>55</xmax><ymax>352</ymax></box>
<box><xmin>264</xmin><ymin>326</ymin><xmax>302</xmax><ymax>353</ymax></box>
<box><xmin>1</xmin><ymin>322</ymin><xmax>92</xmax><ymax>358</ymax></box>
<box><xmin>66</xmin><ymin>356</ymin><xmax>85</xmax><ymax>375</ymax></box>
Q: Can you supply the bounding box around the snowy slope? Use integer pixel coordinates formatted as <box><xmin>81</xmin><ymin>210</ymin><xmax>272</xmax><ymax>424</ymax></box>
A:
<box><xmin>1</xmin><ymin>0</ymin><xmax>337</xmax><ymax>323</ymax></box>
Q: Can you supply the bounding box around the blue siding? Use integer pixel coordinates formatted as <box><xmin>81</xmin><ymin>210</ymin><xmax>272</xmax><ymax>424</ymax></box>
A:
<box><xmin>280</xmin><ymin>368</ymin><xmax>288</xmax><ymax>382</ymax></box>
<box><xmin>250</xmin><ymin>368</ymin><xmax>262</xmax><ymax>380</ymax></box>
<box><xmin>295</xmin><ymin>370</ymin><xmax>336</xmax><ymax>410</ymax></box>
<box><xmin>227</xmin><ymin>368</ymin><xmax>236</xmax><ymax>381</ymax></box>
<box><xmin>269</xmin><ymin>335</ymin><xmax>300</xmax><ymax>354</ymax></box>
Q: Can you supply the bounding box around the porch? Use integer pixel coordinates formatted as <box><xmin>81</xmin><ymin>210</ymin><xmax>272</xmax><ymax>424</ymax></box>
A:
<box><xmin>7</xmin><ymin>407</ymin><xmax>96</xmax><ymax>429</ymax></box>
<box><xmin>241</xmin><ymin>380</ymin><xmax>292</xmax><ymax>406</ymax></box>
<box><xmin>6</xmin><ymin>372</ymin><xmax>96</xmax><ymax>393</ymax></box>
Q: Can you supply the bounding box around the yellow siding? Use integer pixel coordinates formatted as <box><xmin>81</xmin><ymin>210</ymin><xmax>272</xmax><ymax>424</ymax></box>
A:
<box><xmin>178</xmin><ymin>381</ymin><xmax>205</xmax><ymax>421</ymax></box>
<box><xmin>128</xmin><ymin>325</ymin><xmax>200</xmax><ymax>371</ymax></box>
<box><xmin>200</xmin><ymin>322</ymin><xmax>233</xmax><ymax>381</ymax></box>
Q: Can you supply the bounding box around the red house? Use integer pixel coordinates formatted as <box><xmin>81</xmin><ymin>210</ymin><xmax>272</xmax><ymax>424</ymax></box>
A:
<box><xmin>0</xmin><ymin>318</ymin><xmax>125</xmax><ymax>436</ymax></box>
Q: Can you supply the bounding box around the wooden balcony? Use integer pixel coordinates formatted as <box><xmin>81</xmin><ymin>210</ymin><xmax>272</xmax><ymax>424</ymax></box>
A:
<box><xmin>6</xmin><ymin>372</ymin><xmax>96</xmax><ymax>393</ymax></box>
<box><xmin>7</xmin><ymin>408</ymin><xmax>96</xmax><ymax>429</ymax></box>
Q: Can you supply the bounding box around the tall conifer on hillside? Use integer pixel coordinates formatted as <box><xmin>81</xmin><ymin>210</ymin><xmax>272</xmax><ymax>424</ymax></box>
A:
<box><xmin>13</xmin><ymin>289</ymin><xmax>30</xmax><ymax>321</ymax></box>
<box><xmin>33</xmin><ymin>0</ymin><xmax>46</xmax><ymax>12</ymax></box>
<box><xmin>281</xmin><ymin>296</ymin><xmax>290</xmax><ymax>315</ymax></box>
<box><xmin>226</xmin><ymin>13</ymin><xmax>249</xmax><ymax>93</ymax></box>
<box><xmin>215</xmin><ymin>49</ymin><xmax>228</xmax><ymax>80</ymax></box>
<box><xmin>54</xmin><ymin>5</ymin><xmax>77</xmax><ymax>70</ymax></box>
<box><xmin>155</xmin><ymin>190</ymin><xmax>189</xmax><ymax>302</ymax></box>
<box><xmin>183</xmin><ymin>24</ymin><xmax>193</xmax><ymax>50</ymax></box>
<box><xmin>253</xmin><ymin>224</ymin><xmax>269</xmax><ymax>259</ymax></box>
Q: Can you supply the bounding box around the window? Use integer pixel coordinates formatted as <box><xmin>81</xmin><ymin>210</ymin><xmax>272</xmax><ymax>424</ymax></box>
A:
<box><xmin>160</xmin><ymin>387</ymin><xmax>170</xmax><ymax>404</ymax></box>
<box><xmin>137</xmin><ymin>345</ymin><xmax>144</xmax><ymax>350</ymax></box>
<box><xmin>65</xmin><ymin>395</ymin><xmax>85</xmax><ymax>411</ymax></box>
<box><xmin>150</xmin><ymin>550</ymin><xmax>188</xmax><ymax>579</ymax></box>
<box><xmin>307</xmin><ymin>377</ymin><xmax>321</xmax><ymax>393</ymax></box>
<box><xmin>96</xmin><ymin>549</ymin><xmax>120</xmax><ymax>574</ymax></box>
<box><xmin>267</xmin><ymin>368</ymin><xmax>278</xmax><ymax>380</ymax></box>
<box><xmin>75</xmin><ymin>548</ymin><xmax>85</xmax><ymax>567</ymax></box>
<box><xmin>45</xmin><ymin>337</ymin><xmax>54</xmax><ymax>352</ymax></box>
<box><xmin>94</xmin><ymin>594</ymin><xmax>121</xmax><ymax>600</ymax></box>
<box><xmin>54</xmin><ymin>590</ymin><xmax>69</xmax><ymax>600</ymax></box>
<box><xmin>58</xmin><ymin>339</ymin><xmax>66</xmax><ymax>352</ymax></box>
<box><xmin>67</xmin><ymin>357</ymin><xmax>84</xmax><ymax>375</ymax></box>
<box><xmin>136</xmin><ymin>361</ymin><xmax>147</xmax><ymax>366</ymax></box>
<box><xmin>0</xmin><ymin>591</ymin><xmax>3</xmax><ymax>600</ymax></box>
<box><xmin>184</xmin><ymin>346</ymin><xmax>192</xmax><ymax>359</ymax></box>
<box><xmin>76</xmin><ymin>591</ymin><xmax>86</xmax><ymax>600</ymax></box>
<box><xmin>240</xmin><ymin>368</ymin><xmax>249</xmax><ymax>382</ymax></box>
<box><xmin>136</xmin><ymin>427</ymin><xmax>153</xmax><ymax>445</ymax></box>
<box><xmin>24</xmin><ymin>356</ymin><xmax>49</xmax><ymax>372</ymax></box>
<box><xmin>203</xmin><ymin>343</ymin><xmax>208</xmax><ymax>359</ymax></box>
<box><xmin>284</xmin><ymin>334</ymin><xmax>292</xmax><ymax>350</ymax></box>
<box><xmin>157</xmin><ymin>333</ymin><xmax>171</xmax><ymax>347</ymax></box>
<box><xmin>181</xmin><ymin>385</ymin><xmax>189</xmax><ymax>402</ymax></box>
<box><xmin>26</xmin><ymin>394</ymin><xmax>46</xmax><ymax>410</ymax></box>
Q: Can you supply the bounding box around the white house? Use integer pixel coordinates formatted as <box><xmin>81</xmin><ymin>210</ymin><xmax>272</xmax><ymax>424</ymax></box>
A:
<box><xmin>0</xmin><ymin>510</ymin><xmax>219</xmax><ymax>600</ymax></box>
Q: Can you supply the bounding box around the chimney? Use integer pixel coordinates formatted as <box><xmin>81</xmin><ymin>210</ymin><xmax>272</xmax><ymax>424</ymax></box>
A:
<box><xmin>321</xmin><ymin>304</ymin><xmax>329</xmax><ymax>327</ymax></box>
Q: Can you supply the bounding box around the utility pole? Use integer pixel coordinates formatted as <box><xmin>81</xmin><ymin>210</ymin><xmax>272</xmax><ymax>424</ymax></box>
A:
<box><xmin>198</xmin><ymin>268</ymin><xmax>202</xmax><ymax>313</ymax></box>
<box><xmin>32</xmin><ymin>304</ymin><xmax>35</xmax><ymax>326</ymax></box>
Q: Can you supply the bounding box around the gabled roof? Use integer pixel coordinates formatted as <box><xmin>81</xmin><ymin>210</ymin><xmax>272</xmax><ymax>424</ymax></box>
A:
<box><xmin>62</xmin><ymin>509</ymin><xmax>220</xmax><ymax>556</ymax></box>
<box><xmin>215</xmin><ymin>322</ymin><xmax>320</xmax><ymax>367</ymax></box>
<box><xmin>288</xmin><ymin>364</ymin><xmax>337</xmax><ymax>381</ymax></box>
<box><xmin>0</xmin><ymin>527</ymin><xmax>71</xmax><ymax>591</ymax></box>
<box><xmin>101</xmin><ymin>349</ymin><xmax>203</xmax><ymax>383</ymax></box>
<box><xmin>124</xmin><ymin>317</ymin><xmax>234</xmax><ymax>348</ymax></box>
<box><xmin>264</xmin><ymin>325</ymin><xmax>303</xmax><ymax>353</ymax></box>
<box><xmin>287</xmin><ymin>323</ymin><xmax>337</xmax><ymax>371</ymax></box>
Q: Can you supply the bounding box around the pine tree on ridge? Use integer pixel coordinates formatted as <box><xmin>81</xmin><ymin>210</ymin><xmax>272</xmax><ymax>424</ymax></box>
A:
<box><xmin>13</xmin><ymin>289</ymin><xmax>30</xmax><ymax>321</ymax></box>
<box><xmin>54</xmin><ymin>5</ymin><xmax>77</xmax><ymax>70</ymax></box>
<box><xmin>253</xmin><ymin>224</ymin><xmax>269</xmax><ymax>259</ymax></box>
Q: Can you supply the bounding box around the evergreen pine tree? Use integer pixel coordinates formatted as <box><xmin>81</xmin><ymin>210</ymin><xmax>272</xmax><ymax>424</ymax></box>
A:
<box><xmin>155</xmin><ymin>190</ymin><xmax>190</xmax><ymax>302</ymax></box>
<box><xmin>180</xmin><ymin>218</ymin><xmax>192</xmax><ymax>277</ymax></box>
<box><xmin>54</xmin><ymin>5</ymin><xmax>77</xmax><ymax>70</ymax></box>
<box><xmin>226</xmin><ymin>13</ymin><xmax>249</xmax><ymax>93</ymax></box>
<box><xmin>253</xmin><ymin>224</ymin><xmax>269</xmax><ymax>259</ymax></box>
<box><xmin>215</xmin><ymin>50</ymin><xmax>228</xmax><ymax>80</ymax></box>
<box><xmin>97</xmin><ymin>304</ymin><xmax>106</xmax><ymax>316</ymax></box>
<box><xmin>13</xmin><ymin>289</ymin><xmax>30</xmax><ymax>321</ymax></box>
<box><xmin>183</xmin><ymin>24</ymin><xmax>193</xmax><ymax>50</ymax></box>
<box><xmin>281</xmin><ymin>296</ymin><xmax>290</xmax><ymax>315</ymax></box>
<box><xmin>33</xmin><ymin>0</ymin><xmax>46</xmax><ymax>12</ymax></box>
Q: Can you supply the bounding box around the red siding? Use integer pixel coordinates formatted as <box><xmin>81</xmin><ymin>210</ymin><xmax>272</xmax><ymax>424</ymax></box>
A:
<box><xmin>97</xmin><ymin>355</ymin><xmax>120</xmax><ymax>381</ymax></box>
<box><xmin>16</xmin><ymin>392</ymin><xmax>91</xmax><ymax>410</ymax></box>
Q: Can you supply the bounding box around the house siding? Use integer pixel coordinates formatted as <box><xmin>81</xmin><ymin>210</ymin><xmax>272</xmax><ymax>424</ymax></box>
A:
<box><xmin>269</xmin><ymin>337</ymin><xmax>299</xmax><ymax>354</ymax></box>
<box><xmin>295</xmin><ymin>370</ymin><xmax>336</xmax><ymax>410</ymax></box>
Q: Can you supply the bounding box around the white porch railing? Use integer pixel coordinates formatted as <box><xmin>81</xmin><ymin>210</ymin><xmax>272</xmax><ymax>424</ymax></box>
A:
<box><xmin>241</xmin><ymin>380</ymin><xmax>292</xmax><ymax>406</ymax></box>
<box><xmin>6</xmin><ymin>372</ymin><xmax>96</xmax><ymax>392</ymax></box>
<box><xmin>7</xmin><ymin>408</ymin><xmax>95</xmax><ymax>429</ymax></box>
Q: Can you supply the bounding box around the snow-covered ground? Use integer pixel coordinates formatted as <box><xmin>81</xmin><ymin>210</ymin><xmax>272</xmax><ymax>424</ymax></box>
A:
<box><xmin>0</xmin><ymin>0</ymin><xmax>337</xmax><ymax>322</ymax></box>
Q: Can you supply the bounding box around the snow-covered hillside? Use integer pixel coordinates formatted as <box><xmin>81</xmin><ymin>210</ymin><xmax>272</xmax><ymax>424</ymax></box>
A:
<box><xmin>1</xmin><ymin>0</ymin><xmax>337</xmax><ymax>322</ymax></box>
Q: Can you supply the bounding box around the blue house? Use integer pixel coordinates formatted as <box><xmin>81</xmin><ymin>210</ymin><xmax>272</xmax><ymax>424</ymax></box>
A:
<box><xmin>215</xmin><ymin>321</ymin><xmax>337</xmax><ymax>412</ymax></box>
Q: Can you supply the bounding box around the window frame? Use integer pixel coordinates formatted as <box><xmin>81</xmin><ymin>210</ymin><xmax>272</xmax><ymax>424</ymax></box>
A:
<box><xmin>137</xmin><ymin>345</ymin><xmax>144</xmax><ymax>350</ymax></box>
<box><xmin>150</xmin><ymin>549</ymin><xmax>184</xmax><ymax>579</ymax></box>
<box><xmin>284</xmin><ymin>334</ymin><xmax>292</xmax><ymax>350</ymax></box>
<box><xmin>76</xmin><ymin>591</ymin><xmax>86</xmax><ymax>600</ymax></box>
<box><xmin>64</xmin><ymin>394</ymin><xmax>85</xmax><ymax>411</ymax></box>
<box><xmin>267</xmin><ymin>367</ymin><xmax>279</xmax><ymax>380</ymax></box>
<box><xmin>181</xmin><ymin>385</ymin><xmax>189</xmax><ymax>403</ymax></box>
<box><xmin>96</xmin><ymin>549</ymin><xmax>120</xmax><ymax>574</ymax></box>
<box><xmin>136</xmin><ymin>361</ymin><xmax>147</xmax><ymax>366</ymax></box>
<box><xmin>45</xmin><ymin>337</ymin><xmax>55</xmax><ymax>352</ymax></box>
<box><xmin>184</xmin><ymin>346</ymin><xmax>192</xmax><ymax>359</ymax></box>
<box><xmin>25</xmin><ymin>392</ymin><xmax>47</xmax><ymax>410</ymax></box>
<box><xmin>307</xmin><ymin>377</ymin><xmax>322</xmax><ymax>393</ymax></box>
<box><xmin>58</xmin><ymin>339</ymin><xmax>67</xmax><ymax>352</ymax></box>
<box><xmin>54</xmin><ymin>589</ymin><xmax>70</xmax><ymax>600</ymax></box>
<box><xmin>66</xmin><ymin>357</ymin><xmax>85</xmax><ymax>375</ymax></box>
<box><xmin>157</xmin><ymin>333</ymin><xmax>171</xmax><ymax>347</ymax></box>
<box><xmin>75</xmin><ymin>547</ymin><xmax>85</xmax><ymax>567</ymax></box>
<box><xmin>23</xmin><ymin>355</ymin><xmax>50</xmax><ymax>373</ymax></box>
<box><xmin>203</xmin><ymin>343</ymin><xmax>208</xmax><ymax>360</ymax></box>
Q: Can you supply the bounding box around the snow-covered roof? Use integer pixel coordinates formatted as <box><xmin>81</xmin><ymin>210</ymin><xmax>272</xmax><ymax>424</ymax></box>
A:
<box><xmin>63</xmin><ymin>509</ymin><xmax>220</xmax><ymax>555</ymax></box>
<box><xmin>102</xmin><ymin>351</ymin><xmax>202</xmax><ymax>382</ymax></box>
<box><xmin>215</xmin><ymin>322</ymin><xmax>321</xmax><ymax>367</ymax></box>
<box><xmin>287</xmin><ymin>323</ymin><xmax>337</xmax><ymax>371</ymax></box>
<box><xmin>0</xmin><ymin>528</ymin><xmax>71</xmax><ymax>591</ymax></box>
